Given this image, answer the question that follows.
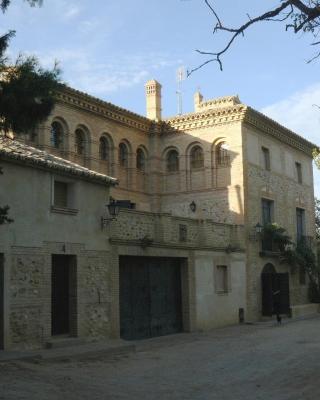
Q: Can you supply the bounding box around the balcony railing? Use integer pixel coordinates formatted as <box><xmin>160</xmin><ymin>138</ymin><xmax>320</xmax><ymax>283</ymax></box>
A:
<box><xmin>297</xmin><ymin>235</ymin><xmax>313</xmax><ymax>249</ymax></box>
<box><xmin>109</xmin><ymin>209</ymin><xmax>245</xmax><ymax>251</ymax></box>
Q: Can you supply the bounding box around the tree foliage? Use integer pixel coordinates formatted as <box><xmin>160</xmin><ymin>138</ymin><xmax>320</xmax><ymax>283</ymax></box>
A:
<box><xmin>0</xmin><ymin>55</ymin><xmax>60</xmax><ymax>134</ymax></box>
<box><xmin>188</xmin><ymin>0</ymin><xmax>320</xmax><ymax>74</ymax></box>
<box><xmin>0</xmin><ymin>0</ymin><xmax>42</xmax><ymax>12</ymax></box>
<box><xmin>0</xmin><ymin>0</ymin><xmax>59</xmax><ymax>224</ymax></box>
<box><xmin>262</xmin><ymin>223</ymin><xmax>292</xmax><ymax>252</ymax></box>
<box><xmin>262</xmin><ymin>223</ymin><xmax>320</xmax><ymax>302</ymax></box>
<box><xmin>0</xmin><ymin>167</ymin><xmax>13</xmax><ymax>224</ymax></box>
<box><xmin>0</xmin><ymin>0</ymin><xmax>60</xmax><ymax>134</ymax></box>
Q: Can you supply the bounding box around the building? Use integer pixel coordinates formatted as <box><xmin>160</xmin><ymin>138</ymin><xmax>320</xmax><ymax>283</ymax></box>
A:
<box><xmin>0</xmin><ymin>137</ymin><xmax>117</xmax><ymax>349</ymax></box>
<box><xmin>0</xmin><ymin>79</ymin><xmax>316</xmax><ymax>349</ymax></box>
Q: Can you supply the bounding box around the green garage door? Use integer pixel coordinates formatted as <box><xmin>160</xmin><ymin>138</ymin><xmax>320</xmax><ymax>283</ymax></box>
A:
<box><xmin>120</xmin><ymin>256</ymin><xmax>183</xmax><ymax>340</ymax></box>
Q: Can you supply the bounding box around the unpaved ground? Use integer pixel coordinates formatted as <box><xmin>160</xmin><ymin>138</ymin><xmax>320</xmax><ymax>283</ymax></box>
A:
<box><xmin>1</xmin><ymin>317</ymin><xmax>320</xmax><ymax>400</ymax></box>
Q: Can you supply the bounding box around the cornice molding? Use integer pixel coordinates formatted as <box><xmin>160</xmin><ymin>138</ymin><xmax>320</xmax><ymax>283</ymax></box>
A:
<box><xmin>163</xmin><ymin>105</ymin><xmax>247</xmax><ymax>133</ymax></box>
<box><xmin>54</xmin><ymin>85</ymin><xmax>316</xmax><ymax>157</ymax></box>
<box><xmin>55</xmin><ymin>85</ymin><xmax>153</xmax><ymax>134</ymax></box>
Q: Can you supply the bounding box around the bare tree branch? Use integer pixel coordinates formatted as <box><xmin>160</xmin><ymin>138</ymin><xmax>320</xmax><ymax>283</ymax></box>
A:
<box><xmin>188</xmin><ymin>0</ymin><xmax>320</xmax><ymax>75</ymax></box>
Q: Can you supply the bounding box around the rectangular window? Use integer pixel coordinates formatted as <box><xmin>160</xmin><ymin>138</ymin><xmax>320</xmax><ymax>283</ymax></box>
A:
<box><xmin>295</xmin><ymin>162</ymin><xmax>302</xmax><ymax>184</ymax></box>
<box><xmin>296</xmin><ymin>208</ymin><xmax>305</xmax><ymax>242</ymax></box>
<box><xmin>261</xmin><ymin>199</ymin><xmax>274</xmax><ymax>225</ymax></box>
<box><xmin>179</xmin><ymin>224</ymin><xmax>187</xmax><ymax>242</ymax></box>
<box><xmin>215</xmin><ymin>265</ymin><xmax>228</xmax><ymax>293</ymax></box>
<box><xmin>262</xmin><ymin>147</ymin><xmax>270</xmax><ymax>171</ymax></box>
<box><xmin>262</xmin><ymin>199</ymin><xmax>274</xmax><ymax>251</ymax></box>
<box><xmin>54</xmin><ymin>181</ymin><xmax>68</xmax><ymax>208</ymax></box>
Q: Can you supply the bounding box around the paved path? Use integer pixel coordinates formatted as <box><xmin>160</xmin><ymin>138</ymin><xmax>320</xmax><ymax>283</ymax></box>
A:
<box><xmin>1</xmin><ymin>316</ymin><xmax>320</xmax><ymax>400</ymax></box>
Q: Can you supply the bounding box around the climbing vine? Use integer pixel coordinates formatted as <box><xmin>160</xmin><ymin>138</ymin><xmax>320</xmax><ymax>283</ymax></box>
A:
<box><xmin>261</xmin><ymin>223</ymin><xmax>320</xmax><ymax>302</ymax></box>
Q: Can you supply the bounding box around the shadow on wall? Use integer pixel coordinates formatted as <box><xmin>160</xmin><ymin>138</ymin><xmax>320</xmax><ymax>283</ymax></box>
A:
<box><xmin>158</xmin><ymin>124</ymin><xmax>243</xmax><ymax>225</ymax></box>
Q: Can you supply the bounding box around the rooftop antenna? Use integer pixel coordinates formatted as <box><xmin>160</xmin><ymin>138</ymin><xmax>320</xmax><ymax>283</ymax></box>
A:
<box><xmin>176</xmin><ymin>66</ymin><xmax>185</xmax><ymax>115</ymax></box>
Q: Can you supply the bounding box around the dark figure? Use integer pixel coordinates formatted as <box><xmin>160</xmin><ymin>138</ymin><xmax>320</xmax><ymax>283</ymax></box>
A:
<box><xmin>273</xmin><ymin>290</ymin><xmax>281</xmax><ymax>324</ymax></box>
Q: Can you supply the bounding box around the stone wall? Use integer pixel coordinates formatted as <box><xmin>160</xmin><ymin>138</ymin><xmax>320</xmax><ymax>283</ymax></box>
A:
<box><xmin>5</xmin><ymin>247</ymin><xmax>114</xmax><ymax>350</ymax></box>
<box><xmin>243</xmin><ymin>124</ymin><xmax>315</xmax><ymax>320</ymax></box>
<box><xmin>109</xmin><ymin>209</ymin><xmax>245</xmax><ymax>250</ymax></box>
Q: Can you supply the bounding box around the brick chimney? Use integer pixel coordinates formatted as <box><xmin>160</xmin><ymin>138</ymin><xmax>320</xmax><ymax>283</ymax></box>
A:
<box><xmin>145</xmin><ymin>79</ymin><xmax>162</xmax><ymax>120</ymax></box>
<box><xmin>194</xmin><ymin>90</ymin><xmax>203</xmax><ymax>112</ymax></box>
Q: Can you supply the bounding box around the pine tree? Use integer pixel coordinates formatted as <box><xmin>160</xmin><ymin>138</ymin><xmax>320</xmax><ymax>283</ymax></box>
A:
<box><xmin>0</xmin><ymin>0</ymin><xmax>60</xmax><ymax>224</ymax></box>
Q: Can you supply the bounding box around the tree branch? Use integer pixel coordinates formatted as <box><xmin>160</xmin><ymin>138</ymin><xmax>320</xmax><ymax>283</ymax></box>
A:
<box><xmin>188</xmin><ymin>0</ymin><xmax>320</xmax><ymax>75</ymax></box>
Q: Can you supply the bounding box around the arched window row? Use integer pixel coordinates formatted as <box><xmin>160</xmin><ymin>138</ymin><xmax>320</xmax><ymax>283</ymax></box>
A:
<box><xmin>164</xmin><ymin>142</ymin><xmax>231</xmax><ymax>172</ymax></box>
<box><xmin>166</xmin><ymin>149</ymin><xmax>179</xmax><ymax>172</ymax></box>
<box><xmin>75</xmin><ymin>128</ymin><xmax>86</xmax><ymax>155</ymax></box>
<box><xmin>216</xmin><ymin>142</ymin><xmax>230</xmax><ymax>167</ymax></box>
<box><xmin>50</xmin><ymin>121</ymin><xmax>64</xmax><ymax>149</ymax></box>
<box><xmin>136</xmin><ymin>148</ymin><xmax>146</xmax><ymax>172</ymax></box>
<box><xmin>190</xmin><ymin>145</ymin><xmax>204</xmax><ymax>169</ymax></box>
<box><xmin>99</xmin><ymin>136</ymin><xmax>109</xmax><ymax>161</ymax></box>
<box><xmin>50</xmin><ymin>120</ymin><xmax>230</xmax><ymax>171</ymax></box>
<box><xmin>119</xmin><ymin>142</ymin><xmax>129</xmax><ymax>167</ymax></box>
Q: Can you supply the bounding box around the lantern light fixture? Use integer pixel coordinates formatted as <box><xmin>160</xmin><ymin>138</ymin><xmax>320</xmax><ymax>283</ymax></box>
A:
<box><xmin>189</xmin><ymin>201</ymin><xmax>196</xmax><ymax>213</ymax></box>
<box><xmin>255</xmin><ymin>222</ymin><xmax>263</xmax><ymax>234</ymax></box>
<box><xmin>101</xmin><ymin>198</ymin><xmax>120</xmax><ymax>229</ymax></box>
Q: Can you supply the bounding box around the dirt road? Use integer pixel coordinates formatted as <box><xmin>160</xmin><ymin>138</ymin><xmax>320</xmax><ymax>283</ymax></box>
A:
<box><xmin>1</xmin><ymin>316</ymin><xmax>320</xmax><ymax>400</ymax></box>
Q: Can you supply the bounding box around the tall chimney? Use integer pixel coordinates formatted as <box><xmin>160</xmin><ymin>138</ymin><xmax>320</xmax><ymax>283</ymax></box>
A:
<box><xmin>194</xmin><ymin>90</ymin><xmax>203</xmax><ymax>112</ymax></box>
<box><xmin>145</xmin><ymin>79</ymin><xmax>162</xmax><ymax>120</ymax></box>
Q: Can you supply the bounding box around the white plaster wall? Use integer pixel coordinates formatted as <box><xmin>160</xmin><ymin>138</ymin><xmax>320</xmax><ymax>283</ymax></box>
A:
<box><xmin>0</xmin><ymin>161</ymin><xmax>110</xmax><ymax>251</ymax></box>
<box><xmin>194</xmin><ymin>252</ymin><xmax>246</xmax><ymax>330</ymax></box>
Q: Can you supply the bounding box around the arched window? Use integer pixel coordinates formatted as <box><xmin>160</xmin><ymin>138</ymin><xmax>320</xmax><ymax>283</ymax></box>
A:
<box><xmin>99</xmin><ymin>136</ymin><xmax>109</xmax><ymax>161</ymax></box>
<box><xmin>136</xmin><ymin>148</ymin><xmax>146</xmax><ymax>172</ymax></box>
<box><xmin>166</xmin><ymin>150</ymin><xmax>179</xmax><ymax>172</ymax></box>
<box><xmin>216</xmin><ymin>142</ymin><xmax>230</xmax><ymax>166</ymax></box>
<box><xmin>75</xmin><ymin>129</ymin><xmax>86</xmax><ymax>155</ymax></box>
<box><xmin>51</xmin><ymin>121</ymin><xmax>64</xmax><ymax>149</ymax></box>
<box><xmin>190</xmin><ymin>146</ymin><xmax>204</xmax><ymax>169</ymax></box>
<box><xmin>119</xmin><ymin>143</ymin><xmax>129</xmax><ymax>167</ymax></box>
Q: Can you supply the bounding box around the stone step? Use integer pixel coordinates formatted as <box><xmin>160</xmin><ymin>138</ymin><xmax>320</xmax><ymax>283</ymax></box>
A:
<box><xmin>40</xmin><ymin>340</ymin><xmax>135</xmax><ymax>363</ymax></box>
<box><xmin>45</xmin><ymin>337</ymin><xmax>87</xmax><ymax>349</ymax></box>
<box><xmin>291</xmin><ymin>303</ymin><xmax>319</xmax><ymax>319</ymax></box>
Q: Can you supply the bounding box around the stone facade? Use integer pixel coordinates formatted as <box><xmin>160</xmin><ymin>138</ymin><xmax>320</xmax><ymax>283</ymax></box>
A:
<box><xmin>0</xmin><ymin>138</ymin><xmax>117</xmax><ymax>349</ymax></box>
<box><xmin>1</xmin><ymin>79</ymin><xmax>316</xmax><ymax>349</ymax></box>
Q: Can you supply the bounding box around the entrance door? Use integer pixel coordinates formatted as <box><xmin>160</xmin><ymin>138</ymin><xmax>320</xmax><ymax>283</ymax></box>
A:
<box><xmin>120</xmin><ymin>257</ymin><xmax>183</xmax><ymax>340</ymax></box>
<box><xmin>51</xmin><ymin>255</ymin><xmax>76</xmax><ymax>336</ymax></box>
<box><xmin>0</xmin><ymin>254</ymin><xmax>4</xmax><ymax>349</ymax></box>
<box><xmin>261</xmin><ymin>272</ymin><xmax>290</xmax><ymax>316</ymax></box>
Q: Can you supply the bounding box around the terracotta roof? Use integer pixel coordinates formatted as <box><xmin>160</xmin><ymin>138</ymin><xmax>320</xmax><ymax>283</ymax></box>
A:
<box><xmin>0</xmin><ymin>136</ymin><xmax>117</xmax><ymax>186</ymax></box>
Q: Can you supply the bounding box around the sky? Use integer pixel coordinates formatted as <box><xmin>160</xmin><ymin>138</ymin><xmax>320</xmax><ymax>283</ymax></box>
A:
<box><xmin>1</xmin><ymin>0</ymin><xmax>320</xmax><ymax>194</ymax></box>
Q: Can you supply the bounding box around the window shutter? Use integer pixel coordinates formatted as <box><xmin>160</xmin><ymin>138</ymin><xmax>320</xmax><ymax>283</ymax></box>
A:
<box><xmin>54</xmin><ymin>181</ymin><xmax>68</xmax><ymax>208</ymax></box>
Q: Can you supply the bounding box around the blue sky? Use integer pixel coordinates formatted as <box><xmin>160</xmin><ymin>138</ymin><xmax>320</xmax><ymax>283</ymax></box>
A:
<box><xmin>2</xmin><ymin>0</ymin><xmax>320</xmax><ymax>194</ymax></box>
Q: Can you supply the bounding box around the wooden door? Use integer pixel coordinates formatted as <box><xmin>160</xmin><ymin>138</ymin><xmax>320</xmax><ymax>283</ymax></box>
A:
<box><xmin>51</xmin><ymin>255</ymin><xmax>70</xmax><ymax>335</ymax></box>
<box><xmin>119</xmin><ymin>257</ymin><xmax>183</xmax><ymax>340</ymax></box>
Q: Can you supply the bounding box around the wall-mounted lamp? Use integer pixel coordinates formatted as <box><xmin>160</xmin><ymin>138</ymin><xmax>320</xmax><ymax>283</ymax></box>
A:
<box><xmin>101</xmin><ymin>198</ymin><xmax>120</xmax><ymax>229</ymax></box>
<box><xmin>249</xmin><ymin>222</ymin><xmax>263</xmax><ymax>241</ymax></box>
<box><xmin>255</xmin><ymin>222</ymin><xmax>263</xmax><ymax>234</ymax></box>
<box><xmin>190</xmin><ymin>201</ymin><xmax>196</xmax><ymax>213</ymax></box>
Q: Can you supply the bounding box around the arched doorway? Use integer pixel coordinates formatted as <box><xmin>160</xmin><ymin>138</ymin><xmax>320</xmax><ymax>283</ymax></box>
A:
<box><xmin>262</xmin><ymin>263</ymin><xmax>276</xmax><ymax>274</ymax></box>
<box><xmin>261</xmin><ymin>263</ymin><xmax>290</xmax><ymax>316</ymax></box>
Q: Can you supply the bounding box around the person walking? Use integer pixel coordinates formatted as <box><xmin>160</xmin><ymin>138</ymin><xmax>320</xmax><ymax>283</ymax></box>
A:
<box><xmin>273</xmin><ymin>289</ymin><xmax>282</xmax><ymax>324</ymax></box>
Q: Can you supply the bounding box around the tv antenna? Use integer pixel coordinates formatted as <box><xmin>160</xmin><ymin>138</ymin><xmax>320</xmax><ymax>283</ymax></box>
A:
<box><xmin>176</xmin><ymin>66</ymin><xmax>185</xmax><ymax>115</ymax></box>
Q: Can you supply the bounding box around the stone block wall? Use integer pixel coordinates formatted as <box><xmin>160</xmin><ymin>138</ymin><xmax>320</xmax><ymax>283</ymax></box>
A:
<box><xmin>109</xmin><ymin>209</ymin><xmax>245</xmax><ymax>250</ymax></box>
<box><xmin>4</xmin><ymin>245</ymin><xmax>114</xmax><ymax>350</ymax></box>
<box><xmin>243</xmin><ymin>124</ymin><xmax>315</xmax><ymax>320</ymax></box>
